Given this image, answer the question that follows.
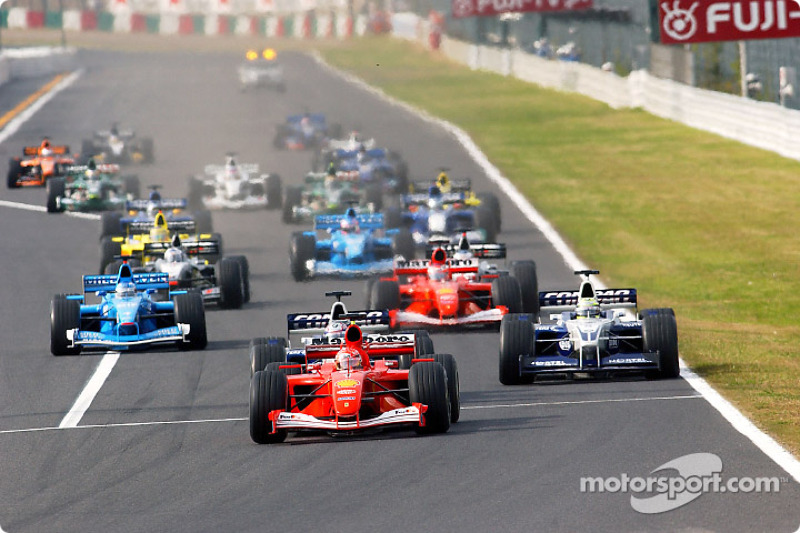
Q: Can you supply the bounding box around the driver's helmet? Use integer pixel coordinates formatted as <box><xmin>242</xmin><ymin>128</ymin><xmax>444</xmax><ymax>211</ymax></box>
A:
<box><xmin>164</xmin><ymin>247</ymin><xmax>184</xmax><ymax>263</ymax></box>
<box><xmin>325</xmin><ymin>320</ymin><xmax>348</xmax><ymax>340</ymax></box>
<box><xmin>150</xmin><ymin>225</ymin><xmax>169</xmax><ymax>241</ymax></box>
<box><xmin>427</xmin><ymin>185</ymin><xmax>443</xmax><ymax>210</ymax></box>
<box><xmin>576</xmin><ymin>297</ymin><xmax>601</xmax><ymax>319</ymax></box>
<box><xmin>428</xmin><ymin>263</ymin><xmax>450</xmax><ymax>281</ymax></box>
<box><xmin>40</xmin><ymin>147</ymin><xmax>53</xmax><ymax>157</ymax></box>
<box><xmin>335</xmin><ymin>349</ymin><xmax>363</xmax><ymax>371</ymax></box>
<box><xmin>115</xmin><ymin>280</ymin><xmax>136</xmax><ymax>298</ymax></box>
<box><xmin>356</xmin><ymin>144</ymin><xmax>367</xmax><ymax>163</ymax></box>
<box><xmin>340</xmin><ymin>216</ymin><xmax>359</xmax><ymax>234</ymax></box>
<box><xmin>85</xmin><ymin>169</ymin><xmax>96</xmax><ymax>180</ymax></box>
<box><xmin>146</xmin><ymin>200</ymin><xmax>160</xmax><ymax>216</ymax></box>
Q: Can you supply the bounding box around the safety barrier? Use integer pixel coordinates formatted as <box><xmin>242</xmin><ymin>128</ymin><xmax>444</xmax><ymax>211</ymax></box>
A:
<box><xmin>393</xmin><ymin>12</ymin><xmax>800</xmax><ymax>163</ymax></box>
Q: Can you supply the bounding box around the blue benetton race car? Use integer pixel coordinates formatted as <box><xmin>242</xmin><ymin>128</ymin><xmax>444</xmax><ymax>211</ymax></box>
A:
<box><xmin>288</xmin><ymin>209</ymin><xmax>415</xmax><ymax>281</ymax></box>
<box><xmin>498</xmin><ymin>270</ymin><xmax>679</xmax><ymax>384</ymax></box>
<box><xmin>273</xmin><ymin>113</ymin><xmax>342</xmax><ymax>150</ymax></box>
<box><xmin>50</xmin><ymin>263</ymin><xmax>207</xmax><ymax>355</ymax></box>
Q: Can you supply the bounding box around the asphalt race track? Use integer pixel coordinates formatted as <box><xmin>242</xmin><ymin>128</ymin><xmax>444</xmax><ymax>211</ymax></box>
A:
<box><xmin>0</xmin><ymin>50</ymin><xmax>797</xmax><ymax>533</ymax></box>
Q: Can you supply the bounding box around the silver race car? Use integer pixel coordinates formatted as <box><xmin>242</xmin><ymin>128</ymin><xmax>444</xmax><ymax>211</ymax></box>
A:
<box><xmin>188</xmin><ymin>154</ymin><xmax>282</xmax><ymax>210</ymax></box>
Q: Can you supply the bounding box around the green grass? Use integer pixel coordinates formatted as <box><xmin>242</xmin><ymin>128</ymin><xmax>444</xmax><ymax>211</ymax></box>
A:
<box><xmin>321</xmin><ymin>38</ymin><xmax>800</xmax><ymax>454</ymax></box>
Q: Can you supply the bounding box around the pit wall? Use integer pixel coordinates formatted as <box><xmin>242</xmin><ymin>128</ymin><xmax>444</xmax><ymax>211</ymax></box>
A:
<box><xmin>394</xmin><ymin>12</ymin><xmax>800</xmax><ymax>163</ymax></box>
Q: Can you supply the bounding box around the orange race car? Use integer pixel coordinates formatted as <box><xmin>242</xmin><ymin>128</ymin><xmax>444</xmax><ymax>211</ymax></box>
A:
<box><xmin>7</xmin><ymin>138</ymin><xmax>75</xmax><ymax>188</ymax></box>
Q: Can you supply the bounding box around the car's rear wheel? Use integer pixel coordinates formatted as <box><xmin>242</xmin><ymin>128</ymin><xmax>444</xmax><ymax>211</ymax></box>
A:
<box><xmin>432</xmin><ymin>354</ymin><xmax>460</xmax><ymax>422</ymax></box>
<box><xmin>100</xmin><ymin>211</ymin><xmax>123</xmax><ymax>241</ymax></box>
<box><xmin>251</xmin><ymin>341</ymin><xmax>287</xmax><ymax>376</ymax></box>
<box><xmin>123</xmin><ymin>175</ymin><xmax>140</xmax><ymax>198</ymax></box>
<box><xmin>371</xmin><ymin>279</ymin><xmax>400</xmax><ymax>311</ymax></box>
<box><xmin>217</xmin><ymin>257</ymin><xmax>244</xmax><ymax>309</ymax></box>
<box><xmin>392</xmin><ymin>228</ymin><xmax>415</xmax><ymax>261</ymax></box>
<box><xmin>499</xmin><ymin>314</ymin><xmax>534</xmax><ymax>385</ymax></box>
<box><xmin>99</xmin><ymin>236</ymin><xmax>122</xmax><ymax>274</ymax></box>
<box><xmin>409</xmin><ymin>362</ymin><xmax>450</xmax><ymax>434</ymax></box>
<box><xmin>46</xmin><ymin>177</ymin><xmax>65</xmax><ymax>213</ymax></box>
<box><xmin>642</xmin><ymin>308</ymin><xmax>680</xmax><ymax>379</ymax></box>
<box><xmin>250</xmin><ymin>370</ymin><xmax>288</xmax><ymax>444</ymax></box>
<box><xmin>173</xmin><ymin>292</ymin><xmax>207</xmax><ymax>350</ymax></box>
<box><xmin>289</xmin><ymin>232</ymin><xmax>315</xmax><ymax>281</ymax></box>
<box><xmin>491</xmin><ymin>276</ymin><xmax>522</xmax><ymax>314</ymax></box>
<box><xmin>51</xmin><ymin>294</ymin><xmax>81</xmax><ymax>356</ymax></box>
<box><xmin>511</xmin><ymin>261</ymin><xmax>539</xmax><ymax>315</ymax></box>
<box><xmin>6</xmin><ymin>159</ymin><xmax>21</xmax><ymax>189</ymax></box>
<box><xmin>266</xmin><ymin>174</ymin><xmax>282</xmax><ymax>209</ymax></box>
<box><xmin>228</xmin><ymin>255</ymin><xmax>250</xmax><ymax>303</ymax></box>
<box><xmin>282</xmin><ymin>186</ymin><xmax>302</xmax><ymax>223</ymax></box>
<box><xmin>194</xmin><ymin>210</ymin><xmax>213</xmax><ymax>234</ymax></box>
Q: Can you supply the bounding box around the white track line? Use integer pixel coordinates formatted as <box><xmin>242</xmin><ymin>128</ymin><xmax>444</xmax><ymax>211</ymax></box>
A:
<box><xmin>312</xmin><ymin>52</ymin><xmax>800</xmax><ymax>482</ymax></box>
<box><xmin>0</xmin><ymin>69</ymin><xmax>83</xmax><ymax>145</ymax></box>
<box><xmin>58</xmin><ymin>352</ymin><xmax>120</xmax><ymax>428</ymax></box>
<box><xmin>0</xmin><ymin>395</ymin><xmax>699</xmax><ymax>436</ymax></box>
<box><xmin>0</xmin><ymin>198</ymin><xmax>100</xmax><ymax>220</ymax></box>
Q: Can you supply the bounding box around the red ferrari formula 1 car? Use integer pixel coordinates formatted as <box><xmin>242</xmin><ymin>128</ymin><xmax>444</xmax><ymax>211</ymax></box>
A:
<box><xmin>7</xmin><ymin>138</ymin><xmax>75</xmax><ymax>188</ymax></box>
<box><xmin>249</xmin><ymin>320</ymin><xmax>459</xmax><ymax>444</ymax></box>
<box><xmin>368</xmin><ymin>244</ymin><xmax>537</xmax><ymax>330</ymax></box>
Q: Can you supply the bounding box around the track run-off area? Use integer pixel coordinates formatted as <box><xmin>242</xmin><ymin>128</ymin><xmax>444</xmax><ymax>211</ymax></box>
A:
<box><xmin>0</xmin><ymin>50</ymin><xmax>797</xmax><ymax>532</ymax></box>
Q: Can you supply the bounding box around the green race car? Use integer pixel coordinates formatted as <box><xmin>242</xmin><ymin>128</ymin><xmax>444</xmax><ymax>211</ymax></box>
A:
<box><xmin>46</xmin><ymin>161</ymin><xmax>140</xmax><ymax>213</ymax></box>
<box><xmin>281</xmin><ymin>169</ymin><xmax>383</xmax><ymax>224</ymax></box>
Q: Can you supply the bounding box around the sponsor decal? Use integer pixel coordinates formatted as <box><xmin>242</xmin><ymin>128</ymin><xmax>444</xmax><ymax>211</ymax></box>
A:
<box><xmin>559</xmin><ymin>339</ymin><xmax>572</xmax><ymax>351</ymax></box>
<box><xmin>452</xmin><ymin>0</ymin><xmax>592</xmax><ymax>19</ymax></box>
<box><xmin>336</xmin><ymin>379</ymin><xmax>359</xmax><ymax>388</ymax></box>
<box><xmin>607</xmin><ymin>357</ymin><xmax>650</xmax><ymax>364</ymax></box>
<box><xmin>338</xmin><ymin>396</ymin><xmax>357</xmax><ymax>401</ymax></box>
<box><xmin>337</xmin><ymin>389</ymin><xmax>356</xmax><ymax>394</ymax></box>
<box><xmin>658</xmin><ymin>0</ymin><xmax>800</xmax><ymax>44</ymax></box>
<box><xmin>532</xmin><ymin>360</ymin><xmax>570</xmax><ymax>367</ymax></box>
<box><xmin>278</xmin><ymin>413</ymin><xmax>293</xmax><ymax>421</ymax></box>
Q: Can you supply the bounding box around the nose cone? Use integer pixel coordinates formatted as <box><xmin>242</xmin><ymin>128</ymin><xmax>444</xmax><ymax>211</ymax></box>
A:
<box><xmin>332</xmin><ymin>376</ymin><xmax>363</xmax><ymax>417</ymax></box>
<box><xmin>435</xmin><ymin>286</ymin><xmax>459</xmax><ymax>317</ymax></box>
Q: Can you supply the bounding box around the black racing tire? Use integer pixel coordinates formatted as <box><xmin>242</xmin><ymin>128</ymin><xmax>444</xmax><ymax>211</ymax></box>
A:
<box><xmin>250</xmin><ymin>370</ymin><xmax>288</xmax><ymax>444</ymax></box>
<box><xmin>206</xmin><ymin>232</ymin><xmax>223</xmax><ymax>264</ymax></box>
<box><xmin>365</xmin><ymin>183</ymin><xmax>383</xmax><ymax>211</ymax></box>
<box><xmin>491</xmin><ymin>276</ymin><xmax>522</xmax><ymax>314</ymax></box>
<box><xmin>273</xmin><ymin>125</ymin><xmax>289</xmax><ymax>149</ymax></box>
<box><xmin>140</xmin><ymin>137</ymin><xmax>155</xmax><ymax>164</ymax></box>
<box><xmin>511</xmin><ymin>261</ymin><xmax>539</xmax><ymax>315</ymax></box>
<box><xmin>217</xmin><ymin>257</ymin><xmax>244</xmax><ymax>309</ymax></box>
<box><xmin>476</xmin><ymin>206</ymin><xmax>497</xmax><ymax>243</ymax></box>
<box><xmin>46</xmin><ymin>177</ymin><xmax>65</xmax><ymax>213</ymax></box>
<box><xmin>477</xmin><ymin>191</ymin><xmax>501</xmax><ymax>232</ymax></box>
<box><xmin>194</xmin><ymin>210</ymin><xmax>213</xmax><ymax>234</ymax></box>
<box><xmin>266</xmin><ymin>174</ymin><xmax>282</xmax><ymax>209</ymax></box>
<box><xmin>432</xmin><ymin>354</ymin><xmax>460</xmax><ymax>423</ymax></box>
<box><xmin>289</xmin><ymin>232</ymin><xmax>315</xmax><ymax>281</ymax></box>
<box><xmin>6</xmin><ymin>158</ymin><xmax>21</xmax><ymax>189</ymax></box>
<box><xmin>499</xmin><ymin>314</ymin><xmax>534</xmax><ymax>385</ymax></box>
<box><xmin>391</xmin><ymin>228</ymin><xmax>415</xmax><ymax>260</ymax></box>
<box><xmin>173</xmin><ymin>292</ymin><xmax>207</xmax><ymax>350</ymax></box>
<box><xmin>642</xmin><ymin>308</ymin><xmax>680</xmax><ymax>379</ymax></box>
<box><xmin>250</xmin><ymin>341</ymin><xmax>286</xmax><ymax>377</ymax></box>
<box><xmin>229</xmin><ymin>255</ymin><xmax>250</xmax><ymax>303</ymax></box>
<box><xmin>409</xmin><ymin>361</ymin><xmax>450</xmax><ymax>434</ymax></box>
<box><xmin>371</xmin><ymin>279</ymin><xmax>400</xmax><ymax>311</ymax></box>
<box><xmin>80</xmin><ymin>139</ymin><xmax>95</xmax><ymax>160</ymax></box>
<box><xmin>282</xmin><ymin>186</ymin><xmax>302</xmax><ymax>223</ymax></box>
<box><xmin>397</xmin><ymin>329</ymin><xmax>435</xmax><ymax>369</ymax></box>
<box><xmin>123</xmin><ymin>175</ymin><xmax>140</xmax><ymax>198</ymax></box>
<box><xmin>187</xmin><ymin>175</ymin><xmax>204</xmax><ymax>210</ymax></box>
<box><xmin>100</xmin><ymin>211</ymin><xmax>123</xmax><ymax>240</ymax></box>
<box><xmin>383</xmin><ymin>206</ymin><xmax>403</xmax><ymax>229</ymax></box>
<box><xmin>99</xmin><ymin>236</ymin><xmax>122</xmax><ymax>274</ymax></box>
<box><xmin>51</xmin><ymin>294</ymin><xmax>81</xmax><ymax>356</ymax></box>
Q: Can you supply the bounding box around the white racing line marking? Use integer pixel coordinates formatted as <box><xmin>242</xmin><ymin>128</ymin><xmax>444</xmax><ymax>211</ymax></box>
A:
<box><xmin>312</xmin><ymin>52</ymin><xmax>800</xmax><ymax>483</ymax></box>
<box><xmin>59</xmin><ymin>352</ymin><xmax>120</xmax><ymax>428</ymax></box>
<box><xmin>0</xmin><ymin>199</ymin><xmax>100</xmax><ymax>220</ymax></box>
<box><xmin>0</xmin><ymin>394</ymin><xmax>700</xmax><ymax>436</ymax></box>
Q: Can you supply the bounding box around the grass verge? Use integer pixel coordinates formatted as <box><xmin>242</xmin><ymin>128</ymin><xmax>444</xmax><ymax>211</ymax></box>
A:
<box><xmin>320</xmin><ymin>37</ymin><xmax>800</xmax><ymax>454</ymax></box>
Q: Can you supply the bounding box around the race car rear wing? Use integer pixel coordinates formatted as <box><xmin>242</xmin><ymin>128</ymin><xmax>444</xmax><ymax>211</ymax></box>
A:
<box><xmin>394</xmin><ymin>257</ymin><xmax>480</xmax><ymax>276</ymax></box>
<box><xmin>127</xmin><ymin>218</ymin><xmax>196</xmax><ymax>233</ymax></box>
<box><xmin>23</xmin><ymin>145</ymin><xmax>70</xmax><ymax>156</ymax></box>
<box><xmin>287</xmin><ymin>309</ymin><xmax>390</xmax><ymax>335</ymax></box>
<box><xmin>204</xmin><ymin>163</ymin><xmax>259</xmax><ymax>175</ymax></box>
<box><xmin>402</xmin><ymin>191</ymin><xmax>466</xmax><ymax>207</ymax></box>
<box><xmin>424</xmin><ymin>242</ymin><xmax>506</xmax><ymax>259</ymax></box>
<box><xmin>409</xmin><ymin>179</ymin><xmax>471</xmax><ymax>193</ymax></box>
<box><xmin>314</xmin><ymin>213</ymin><xmax>384</xmax><ymax>231</ymax></box>
<box><xmin>304</xmin><ymin>332</ymin><xmax>416</xmax><ymax>360</ymax></box>
<box><xmin>83</xmin><ymin>272</ymin><xmax>170</xmax><ymax>294</ymax></box>
<box><xmin>539</xmin><ymin>288</ymin><xmax>638</xmax><ymax>313</ymax></box>
<box><xmin>125</xmin><ymin>198</ymin><xmax>188</xmax><ymax>211</ymax></box>
<box><xmin>141</xmin><ymin>239</ymin><xmax>220</xmax><ymax>257</ymax></box>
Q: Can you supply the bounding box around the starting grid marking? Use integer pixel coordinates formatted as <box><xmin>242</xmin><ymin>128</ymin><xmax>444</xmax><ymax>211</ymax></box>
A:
<box><xmin>0</xmin><ymin>394</ymin><xmax>703</xmax><ymax>437</ymax></box>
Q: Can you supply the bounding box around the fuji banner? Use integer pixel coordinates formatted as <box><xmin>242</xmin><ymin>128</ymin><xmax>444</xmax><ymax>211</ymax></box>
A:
<box><xmin>658</xmin><ymin>0</ymin><xmax>800</xmax><ymax>44</ymax></box>
<box><xmin>451</xmin><ymin>0</ymin><xmax>592</xmax><ymax>18</ymax></box>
